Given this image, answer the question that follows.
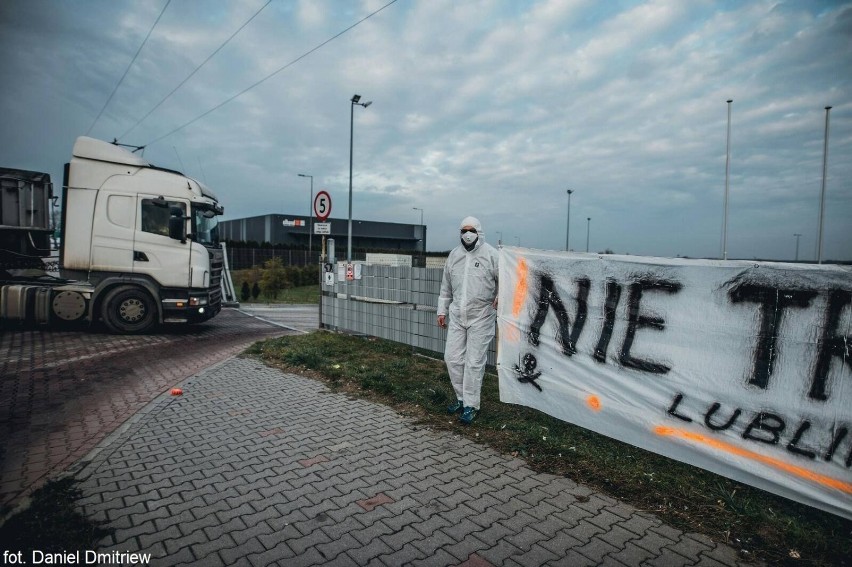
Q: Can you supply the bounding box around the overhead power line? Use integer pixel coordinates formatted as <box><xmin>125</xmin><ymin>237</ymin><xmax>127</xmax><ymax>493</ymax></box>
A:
<box><xmin>86</xmin><ymin>0</ymin><xmax>171</xmax><ymax>136</ymax></box>
<box><xmin>119</xmin><ymin>0</ymin><xmax>274</xmax><ymax>141</ymax></box>
<box><xmin>143</xmin><ymin>0</ymin><xmax>401</xmax><ymax>147</ymax></box>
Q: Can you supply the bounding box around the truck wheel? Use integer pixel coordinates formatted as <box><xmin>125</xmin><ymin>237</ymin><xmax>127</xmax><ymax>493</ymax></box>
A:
<box><xmin>102</xmin><ymin>285</ymin><xmax>157</xmax><ymax>334</ymax></box>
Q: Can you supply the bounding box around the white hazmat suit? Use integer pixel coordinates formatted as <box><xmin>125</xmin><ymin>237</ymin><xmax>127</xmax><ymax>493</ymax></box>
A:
<box><xmin>437</xmin><ymin>216</ymin><xmax>499</xmax><ymax>411</ymax></box>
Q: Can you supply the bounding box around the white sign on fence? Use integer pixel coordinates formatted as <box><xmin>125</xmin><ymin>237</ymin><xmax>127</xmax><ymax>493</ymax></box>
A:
<box><xmin>497</xmin><ymin>246</ymin><xmax>852</xmax><ymax>519</ymax></box>
<box><xmin>337</xmin><ymin>261</ymin><xmax>362</xmax><ymax>281</ymax></box>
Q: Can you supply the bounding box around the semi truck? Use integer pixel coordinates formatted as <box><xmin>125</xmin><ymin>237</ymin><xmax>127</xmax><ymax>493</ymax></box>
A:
<box><xmin>0</xmin><ymin>136</ymin><xmax>226</xmax><ymax>333</ymax></box>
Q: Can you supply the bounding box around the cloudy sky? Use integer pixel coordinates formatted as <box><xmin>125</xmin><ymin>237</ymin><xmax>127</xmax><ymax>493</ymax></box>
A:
<box><xmin>1</xmin><ymin>0</ymin><xmax>850</xmax><ymax>260</ymax></box>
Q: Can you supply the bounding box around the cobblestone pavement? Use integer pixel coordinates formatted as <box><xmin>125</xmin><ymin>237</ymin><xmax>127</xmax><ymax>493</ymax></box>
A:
<box><xmin>72</xmin><ymin>357</ymin><xmax>753</xmax><ymax>567</ymax></box>
<box><xmin>0</xmin><ymin>308</ymin><xmax>297</xmax><ymax>511</ymax></box>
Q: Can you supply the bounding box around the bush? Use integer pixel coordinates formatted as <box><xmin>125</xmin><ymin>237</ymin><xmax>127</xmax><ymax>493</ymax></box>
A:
<box><xmin>240</xmin><ymin>281</ymin><xmax>251</xmax><ymax>301</ymax></box>
<box><xmin>261</xmin><ymin>257</ymin><xmax>289</xmax><ymax>299</ymax></box>
<box><xmin>301</xmin><ymin>264</ymin><xmax>319</xmax><ymax>285</ymax></box>
<box><xmin>284</xmin><ymin>265</ymin><xmax>301</xmax><ymax>288</ymax></box>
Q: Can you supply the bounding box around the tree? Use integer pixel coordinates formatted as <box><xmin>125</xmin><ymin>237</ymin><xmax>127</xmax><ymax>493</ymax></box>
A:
<box><xmin>240</xmin><ymin>281</ymin><xmax>251</xmax><ymax>302</ymax></box>
<box><xmin>252</xmin><ymin>282</ymin><xmax>261</xmax><ymax>300</ymax></box>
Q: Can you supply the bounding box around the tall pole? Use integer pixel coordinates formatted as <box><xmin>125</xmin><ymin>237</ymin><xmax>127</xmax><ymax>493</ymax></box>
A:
<box><xmin>348</xmin><ymin>99</ymin><xmax>355</xmax><ymax>263</ymax></box>
<box><xmin>794</xmin><ymin>233</ymin><xmax>802</xmax><ymax>262</ymax></box>
<box><xmin>347</xmin><ymin>94</ymin><xmax>371</xmax><ymax>263</ymax></box>
<box><xmin>817</xmin><ymin>106</ymin><xmax>832</xmax><ymax>264</ymax></box>
<box><xmin>496</xmin><ymin>231</ymin><xmax>502</xmax><ymax>245</ymax></box>
<box><xmin>586</xmin><ymin>217</ymin><xmax>591</xmax><ymax>252</ymax></box>
<box><xmin>298</xmin><ymin>173</ymin><xmax>313</xmax><ymax>262</ymax></box>
<box><xmin>723</xmin><ymin>99</ymin><xmax>732</xmax><ymax>260</ymax></box>
<box><xmin>565</xmin><ymin>189</ymin><xmax>573</xmax><ymax>251</ymax></box>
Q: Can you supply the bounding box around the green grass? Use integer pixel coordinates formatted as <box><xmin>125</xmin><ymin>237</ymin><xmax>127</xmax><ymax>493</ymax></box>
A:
<box><xmin>246</xmin><ymin>330</ymin><xmax>852</xmax><ymax>567</ymax></box>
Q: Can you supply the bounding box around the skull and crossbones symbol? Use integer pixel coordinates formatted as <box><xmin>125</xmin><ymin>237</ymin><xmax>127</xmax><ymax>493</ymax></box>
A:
<box><xmin>513</xmin><ymin>352</ymin><xmax>542</xmax><ymax>392</ymax></box>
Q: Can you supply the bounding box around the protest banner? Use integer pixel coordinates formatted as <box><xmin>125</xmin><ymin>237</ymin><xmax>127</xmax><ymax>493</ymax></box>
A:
<box><xmin>497</xmin><ymin>247</ymin><xmax>852</xmax><ymax>519</ymax></box>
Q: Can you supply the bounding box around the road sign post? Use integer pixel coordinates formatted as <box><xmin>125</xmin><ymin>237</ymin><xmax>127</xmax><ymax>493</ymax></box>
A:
<box><xmin>313</xmin><ymin>191</ymin><xmax>331</xmax><ymax>329</ymax></box>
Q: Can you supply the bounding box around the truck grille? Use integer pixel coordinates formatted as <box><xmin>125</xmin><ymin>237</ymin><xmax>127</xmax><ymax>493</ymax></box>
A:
<box><xmin>209</xmin><ymin>248</ymin><xmax>223</xmax><ymax>308</ymax></box>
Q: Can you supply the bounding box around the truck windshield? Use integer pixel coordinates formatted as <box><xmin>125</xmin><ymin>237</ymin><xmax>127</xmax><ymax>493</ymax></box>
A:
<box><xmin>191</xmin><ymin>205</ymin><xmax>220</xmax><ymax>247</ymax></box>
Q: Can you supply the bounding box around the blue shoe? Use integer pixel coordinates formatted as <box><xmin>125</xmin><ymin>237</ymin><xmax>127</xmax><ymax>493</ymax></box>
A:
<box><xmin>459</xmin><ymin>406</ymin><xmax>479</xmax><ymax>425</ymax></box>
<box><xmin>447</xmin><ymin>399</ymin><xmax>464</xmax><ymax>414</ymax></box>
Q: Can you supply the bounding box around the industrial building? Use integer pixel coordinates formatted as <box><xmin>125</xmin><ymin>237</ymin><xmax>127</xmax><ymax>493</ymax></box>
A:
<box><xmin>219</xmin><ymin>214</ymin><xmax>426</xmax><ymax>254</ymax></box>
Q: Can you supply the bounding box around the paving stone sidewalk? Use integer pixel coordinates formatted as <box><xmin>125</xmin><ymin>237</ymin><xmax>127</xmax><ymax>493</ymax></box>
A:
<box><xmin>70</xmin><ymin>357</ymin><xmax>754</xmax><ymax>567</ymax></box>
<box><xmin>0</xmin><ymin>309</ymin><xmax>287</xmax><ymax>510</ymax></box>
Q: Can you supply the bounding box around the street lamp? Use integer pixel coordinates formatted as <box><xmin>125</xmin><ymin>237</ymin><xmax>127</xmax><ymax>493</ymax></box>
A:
<box><xmin>794</xmin><ymin>233</ymin><xmax>802</xmax><ymax>262</ymax></box>
<box><xmin>817</xmin><ymin>106</ymin><xmax>832</xmax><ymax>265</ymax></box>
<box><xmin>586</xmin><ymin>217</ymin><xmax>591</xmax><ymax>253</ymax></box>
<box><xmin>496</xmin><ymin>231</ymin><xmax>502</xmax><ymax>245</ymax></box>
<box><xmin>412</xmin><ymin>207</ymin><xmax>424</xmax><ymax>259</ymax></box>
<box><xmin>298</xmin><ymin>173</ymin><xmax>313</xmax><ymax>261</ymax></box>
<box><xmin>722</xmin><ymin>99</ymin><xmax>733</xmax><ymax>260</ymax></box>
<box><xmin>348</xmin><ymin>94</ymin><xmax>372</xmax><ymax>262</ymax></box>
<box><xmin>565</xmin><ymin>189</ymin><xmax>574</xmax><ymax>251</ymax></box>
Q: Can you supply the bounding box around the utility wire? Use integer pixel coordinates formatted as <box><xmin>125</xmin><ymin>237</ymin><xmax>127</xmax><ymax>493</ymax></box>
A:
<box><xmin>86</xmin><ymin>0</ymin><xmax>171</xmax><ymax>136</ymax></box>
<box><xmin>144</xmin><ymin>0</ymin><xmax>400</xmax><ymax>147</ymax></box>
<box><xmin>119</xmin><ymin>0</ymin><xmax>273</xmax><ymax>141</ymax></box>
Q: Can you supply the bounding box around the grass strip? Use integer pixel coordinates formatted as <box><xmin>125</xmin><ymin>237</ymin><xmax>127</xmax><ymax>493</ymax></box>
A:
<box><xmin>246</xmin><ymin>330</ymin><xmax>851</xmax><ymax>567</ymax></box>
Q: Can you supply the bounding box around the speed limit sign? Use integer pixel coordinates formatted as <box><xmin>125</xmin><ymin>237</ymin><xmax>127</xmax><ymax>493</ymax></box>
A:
<box><xmin>313</xmin><ymin>190</ymin><xmax>331</xmax><ymax>222</ymax></box>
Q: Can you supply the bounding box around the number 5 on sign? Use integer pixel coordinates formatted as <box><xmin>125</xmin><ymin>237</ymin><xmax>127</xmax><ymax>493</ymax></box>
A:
<box><xmin>314</xmin><ymin>190</ymin><xmax>332</xmax><ymax>222</ymax></box>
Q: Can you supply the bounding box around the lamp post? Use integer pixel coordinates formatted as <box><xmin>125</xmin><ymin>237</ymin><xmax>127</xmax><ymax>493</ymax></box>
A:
<box><xmin>565</xmin><ymin>189</ymin><xmax>574</xmax><ymax>251</ymax></box>
<box><xmin>722</xmin><ymin>99</ymin><xmax>733</xmax><ymax>260</ymax></box>
<box><xmin>817</xmin><ymin>106</ymin><xmax>832</xmax><ymax>265</ymax></box>
<box><xmin>348</xmin><ymin>94</ymin><xmax>372</xmax><ymax>262</ymax></box>
<box><xmin>496</xmin><ymin>231</ymin><xmax>502</xmax><ymax>246</ymax></box>
<box><xmin>298</xmin><ymin>173</ymin><xmax>313</xmax><ymax>261</ymax></box>
<box><xmin>794</xmin><ymin>233</ymin><xmax>802</xmax><ymax>262</ymax></box>
<box><xmin>586</xmin><ymin>217</ymin><xmax>591</xmax><ymax>253</ymax></box>
<box><xmin>412</xmin><ymin>207</ymin><xmax>424</xmax><ymax>260</ymax></box>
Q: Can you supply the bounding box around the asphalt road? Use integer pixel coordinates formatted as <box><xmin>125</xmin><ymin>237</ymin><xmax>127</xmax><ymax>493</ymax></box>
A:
<box><xmin>236</xmin><ymin>304</ymin><xmax>320</xmax><ymax>334</ymax></box>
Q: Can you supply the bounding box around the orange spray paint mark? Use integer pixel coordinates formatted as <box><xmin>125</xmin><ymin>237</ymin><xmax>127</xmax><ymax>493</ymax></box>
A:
<box><xmin>512</xmin><ymin>258</ymin><xmax>529</xmax><ymax>318</ymax></box>
<box><xmin>586</xmin><ymin>395</ymin><xmax>601</xmax><ymax>412</ymax></box>
<box><xmin>654</xmin><ymin>426</ymin><xmax>852</xmax><ymax>494</ymax></box>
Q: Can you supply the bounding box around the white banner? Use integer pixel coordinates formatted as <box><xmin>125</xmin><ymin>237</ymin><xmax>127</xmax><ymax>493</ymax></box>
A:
<box><xmin>497</xmin><ymin>247</ymin><xmax>852</xmax><ymax>519</ymax></box>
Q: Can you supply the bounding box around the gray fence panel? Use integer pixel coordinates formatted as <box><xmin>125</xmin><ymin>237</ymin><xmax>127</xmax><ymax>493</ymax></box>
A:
<box><xmin>321</xmin><ymin>264</ymin><xmax>496</xmax><ymax>365</ymax></box>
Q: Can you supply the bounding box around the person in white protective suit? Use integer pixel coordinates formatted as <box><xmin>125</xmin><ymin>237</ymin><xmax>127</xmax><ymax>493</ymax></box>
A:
<box><xmin>437</xmin><ymin>216</ymin><xmax>499</xmax><ymax>425</ymax></box>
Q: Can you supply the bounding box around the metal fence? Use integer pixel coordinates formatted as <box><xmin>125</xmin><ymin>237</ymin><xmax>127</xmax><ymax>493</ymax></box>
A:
<box><xmin>320</xmin><ymin>264</ymin><xmax>497</xmax><ymax>365</ymax></box>
<box><xmin>225</xmin><ymin>247</ymin><xmax>449</xmax><ymax>270</ymax></box>
<box><xmin>226</xmin><ymin>247</ymin><xmax>321</xmax><ymax>270</ymax></box>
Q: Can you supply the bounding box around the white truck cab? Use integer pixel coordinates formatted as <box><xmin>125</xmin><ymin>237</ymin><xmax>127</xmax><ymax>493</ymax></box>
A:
<box><xmin>58</xmin><ymin>136</ymin><xmax>225</xmax><ymax>332</ymax></box>
<box><xmin>1</xmin><ymin>137</ymin><xmax>226</xmax><ymax>333</ymax></box>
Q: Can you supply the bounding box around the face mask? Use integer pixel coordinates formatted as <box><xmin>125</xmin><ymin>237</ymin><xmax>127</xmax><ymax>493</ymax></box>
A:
<box><xmin>461</xmin><ymin>229</ymin><xmax>478</xmax><ymax>250</ymax></box>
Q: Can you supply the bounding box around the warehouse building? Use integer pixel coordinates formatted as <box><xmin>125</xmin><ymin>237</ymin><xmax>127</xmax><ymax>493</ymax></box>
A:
<box><xmin>219</xmin><ymin>214</ymin><xmax>426</xmax><ymax>254</ymax></box>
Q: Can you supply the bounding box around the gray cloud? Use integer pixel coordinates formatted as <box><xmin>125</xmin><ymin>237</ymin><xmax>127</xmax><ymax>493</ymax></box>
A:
<box><xmin>1</xmin><ymin>0</ymin><xmax>849</xmax><ymax>260</ymax></box>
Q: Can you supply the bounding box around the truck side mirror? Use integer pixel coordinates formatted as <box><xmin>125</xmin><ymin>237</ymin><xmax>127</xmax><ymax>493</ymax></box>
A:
<box><xmin>168</xmin><ymin>207</ymin><xmax>186</xmax><ymax>243</ymax></box>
